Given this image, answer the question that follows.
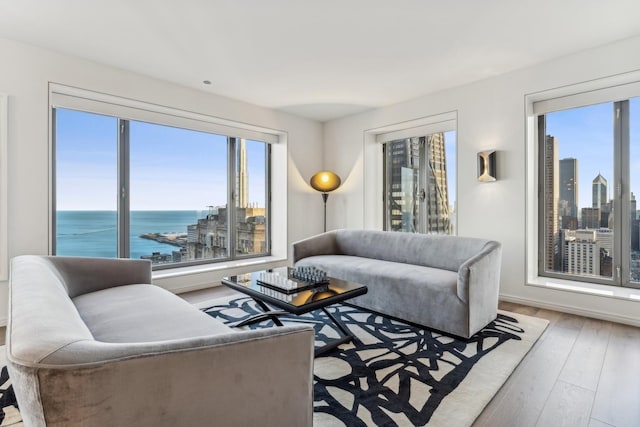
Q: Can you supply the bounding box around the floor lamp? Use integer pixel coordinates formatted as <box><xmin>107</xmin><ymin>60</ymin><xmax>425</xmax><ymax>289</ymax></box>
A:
<box><xmin>310</xmin><ymin>171</ymin><xmax>341</xmax><ymax>232</ymax></box>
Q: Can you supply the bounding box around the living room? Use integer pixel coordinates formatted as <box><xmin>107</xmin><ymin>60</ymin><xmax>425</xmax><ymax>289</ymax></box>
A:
<box><xmin>1</xmin><ymin>2</ymin><xmax>640</xmax><ymax>426</ymax></box>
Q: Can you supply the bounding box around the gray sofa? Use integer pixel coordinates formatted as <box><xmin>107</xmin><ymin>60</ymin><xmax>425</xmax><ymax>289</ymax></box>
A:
<box><xmin>7</xmin><ymin>255</ymin><xmax>314</xmax><ymax>427</ymax></box>
<box><xmin>293</xmin><ymin>229</ymin><xmax>502</xmax><ymax>338</ymax></box>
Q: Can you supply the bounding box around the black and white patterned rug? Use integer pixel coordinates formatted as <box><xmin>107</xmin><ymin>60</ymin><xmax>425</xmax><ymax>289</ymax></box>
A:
<box><xmin>0</xmin><ymin>353</ymin><xmax>20</xmax><ymax>426</ymax></box>
<box><xmin>203</xmin><ymin>297</ymin><xmax>549</xmax><ymax>427</ymax></box>
<box><xmin>0</xmin><ymin>298</ymin><xmax>547</xmax><ymax>427</ymax></box>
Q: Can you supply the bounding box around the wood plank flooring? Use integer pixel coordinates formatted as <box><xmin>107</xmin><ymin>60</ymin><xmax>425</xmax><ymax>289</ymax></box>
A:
<box><xmin>2</xmin><ymin>289</ymin><xmax>638</xmax><ymax>426</ymax></box>
<box><xmin>474</xmin><ymin>301</ymin><xmax>639</xmax><ymax>427</ymax></box>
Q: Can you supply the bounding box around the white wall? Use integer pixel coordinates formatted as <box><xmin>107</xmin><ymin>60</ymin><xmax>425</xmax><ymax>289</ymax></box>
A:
<box><xmin>0</xmin><ymin>37</ymin><xmax>325</xmax><ymax>324</ymax></box>
<box><xmin>324</xmin><ymin>35</ymin><xmax>640</xmax><ymax>325</ymax></box>
<box><xmin>3</xmin><ymin>34</ymin><xmax>640</xmax><ymax>327</ymax></box>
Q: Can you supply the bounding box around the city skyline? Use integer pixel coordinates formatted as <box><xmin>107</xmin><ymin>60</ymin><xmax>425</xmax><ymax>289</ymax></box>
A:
<box><xmin>547</xmin><ymin>98</ymin><xmax>640</xmax><ymax>210</ymax></box>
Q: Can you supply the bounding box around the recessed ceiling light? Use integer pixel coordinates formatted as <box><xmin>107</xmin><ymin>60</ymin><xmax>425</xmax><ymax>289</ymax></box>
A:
<box><xmin>203</xmin><ymin>80</ymin><xmax>211</xmax><ymax>85</ymax></box>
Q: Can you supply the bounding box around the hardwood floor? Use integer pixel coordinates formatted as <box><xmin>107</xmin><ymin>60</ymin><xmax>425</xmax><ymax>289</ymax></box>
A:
<box><xmin>2</xmin><ymin>287</ymin><xmax>637</xmax><ymax>426</ymax></box>
<box><xmin>474</xmin><ymin>301</ymin><xmax>640</xmax><ymax>427</ymax></box>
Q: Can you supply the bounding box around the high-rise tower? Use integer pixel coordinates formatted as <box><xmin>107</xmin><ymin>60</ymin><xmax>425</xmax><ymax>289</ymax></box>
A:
<box><xmin>592</xmin><ymin>173</ymin><xmax>608</xmax><ymax>210</ymax></box>
<box><xmin>237</xmin><ymin>138</ymin><xmax>248</xmax><ymax>208</ymax></box>
<box><xmin>425</xmin><ymin>133</ymin><xmax>450</xmax><ymax>234</ymax></box>
<box><xmin>384</xmin><ymin>133</ymin><xmax>450</xmax><ymax>234</ymax></box>
<box><xmin>544</xmin><ymin>135</ymin><xmax>559</xmax><ymax>271</ymax></box>
<box><xmin>559</xmin><ymin>158</ymin><xmax>578</xmax><ymax>218</ymax></box>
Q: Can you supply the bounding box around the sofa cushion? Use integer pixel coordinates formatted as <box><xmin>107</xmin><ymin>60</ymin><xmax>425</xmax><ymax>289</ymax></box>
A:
<box><xmin>73</xmin><ymin>284</ymin><xmax>231</xmax><ymax>342</ymax></box>
<box><xmin>297</xmin><ymin>254</ymin><xmax>469</xmax><ymax>335</ymax></box>
<box><xmin>334</xmin><ymin>229</ymin><xmax>490</xmax><ymax>272</ymax></box>
<box><xmin>298</xmin><ymin>254</ymin><xmax>458</xmax><ymax>293</ymax></box>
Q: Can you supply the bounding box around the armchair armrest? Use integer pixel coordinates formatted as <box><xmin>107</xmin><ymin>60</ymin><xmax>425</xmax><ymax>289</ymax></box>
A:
<box><xmin>292</xmin><ymin>230</ymin><xmax>339</xmax><ymax>264</ymax></box>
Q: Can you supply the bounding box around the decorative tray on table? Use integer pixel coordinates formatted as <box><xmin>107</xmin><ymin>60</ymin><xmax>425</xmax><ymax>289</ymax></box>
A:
<box><xmin>256</xmin><ymin>266</ymin><xmax>329</xmax><ymax>294</ymax></box>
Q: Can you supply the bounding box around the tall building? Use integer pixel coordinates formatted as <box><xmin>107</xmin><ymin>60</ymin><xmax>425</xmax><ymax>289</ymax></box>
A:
<box><xmin>237</xmin><ymin>138</ymin><xmax>249</xmax><ymax>209</ymax></box>
<box><xmin>632</xmin><ymin>192</ymin><xmax>639</xmax><ymax>251</ymax></box>
<box><xmin>581</xmin><ymin>207</ymin><xmax>601</xmax><ymax>229</ymax></box>
<box><xmin>425</xmin><ymin>133</ymin><xmax>450</xmax><ymax>234</ymax></box>
<box><xmin>592</xmin><ymin>173</ymin><xmax>608</xmax><ymax>210</ymax></box>
<box><xmin>566</xmin><ymin>230</ymin><xmax>600</xmax><ymax>276</ymax></box>
<box><xmin>543</xmin><ymin>135</ymin><xmax>559</xmax><ymax>271</ymax></box>
<box><xmin>559</xmin><ymin>158</ymin><xmax>578</xmax><ymax>218</ymax></box>
<box><xmin>385</xmin><ymin>138</ymin><xmax>419</xmax><ymax>231</ymax></box>
<box><xmin>384</xmin><ymin>133</ymin><xmax>450</xmax><ymax>234</ymax></box>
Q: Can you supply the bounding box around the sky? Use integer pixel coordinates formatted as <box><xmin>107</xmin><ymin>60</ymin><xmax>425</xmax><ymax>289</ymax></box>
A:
<box><xmin>56</xmin><ymin>108</ymin><xmax>266</xmax><ymax>210</ymax></box>
<box><xmin>56</xmin><ymin>99</ymin><xmax>636</xmax><ymax>213</ymax></box>
<box><xmin>546</xmin><ymin>98</ymin><xmax>639</xmax><ymax>210</ymax></box>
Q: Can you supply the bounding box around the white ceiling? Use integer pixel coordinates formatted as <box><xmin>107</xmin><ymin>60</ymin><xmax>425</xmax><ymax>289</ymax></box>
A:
<box><xmin>1</xmin><ymin>0</ymin><xmax>640</xmax><ymax>122</ymax></box>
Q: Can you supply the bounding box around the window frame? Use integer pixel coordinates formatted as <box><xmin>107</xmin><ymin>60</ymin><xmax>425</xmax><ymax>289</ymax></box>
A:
<box><xmin>49</xmin><ymin>84</ymin><xmax>278</xmax><ymax>270</ymax></box>
<box><xmin>364</xmin><ymin>111</ymin><xmax>458</xmax><ymax>232</ymax></box>
<box><xmin>381</xmin><ymin>132</ymin><xmax>456</xmax><ymax>235</ymax></box>
<box><xmin>527</xmin><ymin>74</ymin><xmax>640</xmax><ymax>289</ymax></box>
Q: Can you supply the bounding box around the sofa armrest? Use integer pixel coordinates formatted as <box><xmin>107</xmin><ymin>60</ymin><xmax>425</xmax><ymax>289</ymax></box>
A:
<box><xmin>456</xmin><ymin>241</ymin><xmax>502</xmax><ymax>337</ymax></box>
<box><xmin>456</xmin><ymin>241</ymin><xmax>501</xmax><ymax>303</ymax></box>
<box><xmin>10</xmin><ymin>325</ymin><xmax>315</xmax><ymax>427</ymax></box>
<box><xmin>292</xmin><ymin>230</ymin><xmax>339</xmax><ymax>264</ymax></box>
<box><xmin>46</xmin><ymin>256</ymin><xmax>152</xmax><ymax>298</ymax></box>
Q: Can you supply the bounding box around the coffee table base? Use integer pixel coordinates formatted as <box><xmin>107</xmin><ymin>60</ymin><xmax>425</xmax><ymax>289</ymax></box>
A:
<box><xmin>233</xmin><ymin>297</ymin><xmax>358</xmax><ymax>357</ymax></box>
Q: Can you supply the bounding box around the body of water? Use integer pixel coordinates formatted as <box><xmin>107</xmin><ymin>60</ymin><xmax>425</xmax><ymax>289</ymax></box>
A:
<box><xmin>56</xmin><ymin>210</ymin><xmax>203</xmax><ymax>259</ymax></box>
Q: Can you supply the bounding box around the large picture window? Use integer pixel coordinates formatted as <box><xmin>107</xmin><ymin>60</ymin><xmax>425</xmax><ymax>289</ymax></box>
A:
<box><xmin>537</xmin><ymin>95</ymin><xmax>639</xmax><ymax>288</ymax></box>
<box><xmin>53</xmin><ymin>106</ymin><xmax>271</xmax><ymax>269</ymax></box>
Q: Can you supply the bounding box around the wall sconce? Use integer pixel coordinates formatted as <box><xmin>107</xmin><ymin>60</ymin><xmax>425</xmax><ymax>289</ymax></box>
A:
<box><xmin>477</xmin><ymin>150</ymin><xmax>497</xmax><ymax>182</ymax></box>
<box><xmin>310</xmin><ymin>171</ymin><xmax>341</xmax><ymax>232</ymax></box>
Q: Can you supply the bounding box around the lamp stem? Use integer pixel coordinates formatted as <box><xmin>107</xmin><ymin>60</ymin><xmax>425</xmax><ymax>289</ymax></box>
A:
<box><xmin>322</xmin><ymin>193</ymin><xmax>329</xmax><ymax>232</ymax></box>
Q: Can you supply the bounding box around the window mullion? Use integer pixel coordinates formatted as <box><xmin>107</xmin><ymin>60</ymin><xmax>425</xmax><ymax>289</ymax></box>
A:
<box><xmin>118</xmin><ymin>119</ymin><xmax>130</xmax><ymax>258</ymax></box>
<box><xmin>265</xmin><ymin>143</ymin><xmax>272</xmax><ymax>253</ymax></box>
<box><xmin>616</xmin><ymin>101</ymin><xmax>631</xmax><ymax>286</ymax></box>
<box><xmin>51</xmin><ymin>108</ymin><xmax>58</xmax><ymax>255</ymax></box>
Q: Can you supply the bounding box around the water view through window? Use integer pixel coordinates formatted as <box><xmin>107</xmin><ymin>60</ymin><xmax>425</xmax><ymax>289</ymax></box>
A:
<box><xmin>54</xmin><ymin>108</ymin><xmax>269</xmax><ymax>266</ymax></box>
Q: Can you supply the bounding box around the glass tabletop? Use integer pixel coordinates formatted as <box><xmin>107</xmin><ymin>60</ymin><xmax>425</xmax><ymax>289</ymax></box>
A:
<box><xmin>222</xmin><ymin>267</ymin><xmax>367</xmax><ymax>314</ymax></box>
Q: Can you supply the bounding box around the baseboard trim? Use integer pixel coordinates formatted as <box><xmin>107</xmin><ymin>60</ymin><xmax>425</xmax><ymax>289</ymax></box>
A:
<box><xmin>499</xmin><ymin>293</ymin><xmax>640</xmax><ymax>327</ymax></box>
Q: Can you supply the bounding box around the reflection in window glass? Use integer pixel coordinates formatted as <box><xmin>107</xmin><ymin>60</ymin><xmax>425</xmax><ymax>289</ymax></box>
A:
<box><xmin>383</xmin><ymin>131</ymin><xmax>456</xmax><ymax>235</ymax></box>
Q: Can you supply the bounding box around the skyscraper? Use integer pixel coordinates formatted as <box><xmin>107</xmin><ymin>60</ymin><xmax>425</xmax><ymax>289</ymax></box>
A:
<box><xmin>559</xmin><ymin>158</ymin><xmax>578</xmax><ymax>218</ymax></box>
<box><xmin>425</xmin><ymin>133</ymin><xmax>450</xmax><ymax>234</ymax></box>
<box><xmin>581</xmin><ymin>207</ymin><xmax>601</xmax><ymax>229</ymax></box>
<box><xmin>385</xmin><ymin>138</ymin><xmax>419</xmax><ymax>231</ymax></box>
<box><xmin>544</xmin><ymin>135</ymin><xmax>559</xmax><ymax>271</ymax></box>
<box><xmin>632</xmin><ymin>192</ymin><xmax>639</xmax><ymax>251</ymax></box>
<box><xmin>384</xmin><ymin>133</ymin><xmax>450</xmax><ymax>234</ymax></box>
<box><xmin>237</xmin><ymin>138</ymin><xmax>249</xmax><ymax>208</ymax></box>
<box><xmin>592</xmin><ymin>173</ymin><xmax>608</xmax><ymax>210</ymax></box>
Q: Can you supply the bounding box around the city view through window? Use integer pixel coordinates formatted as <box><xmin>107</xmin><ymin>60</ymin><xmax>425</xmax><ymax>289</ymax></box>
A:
<box><xmin>383</xmin><ymin>131</ymin><xmax>456</xmax><ymax>235</ymax></box>
<box><xmin>540</xmin><ymin>98</ymin><xmax>639</xmax><ymax>286</ymax></box>
<box><xmin>55</xmin><ymin>108</ymin><xmax>268</xmax><ymax>266</ymax></box>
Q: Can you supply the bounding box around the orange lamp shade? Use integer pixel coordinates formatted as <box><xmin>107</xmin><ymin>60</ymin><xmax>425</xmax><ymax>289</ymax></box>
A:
<box><xmin>310</xmin><ymin>171</ymin><xmax>341</xmax><ymax>193</ymax></box>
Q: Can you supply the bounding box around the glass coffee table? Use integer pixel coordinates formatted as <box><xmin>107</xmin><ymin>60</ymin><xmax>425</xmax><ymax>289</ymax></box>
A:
<box><xmin>221</xmin><ymin>267</ymin><xmax>368</xmax><ymax>356</ymax></box>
